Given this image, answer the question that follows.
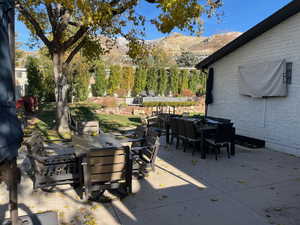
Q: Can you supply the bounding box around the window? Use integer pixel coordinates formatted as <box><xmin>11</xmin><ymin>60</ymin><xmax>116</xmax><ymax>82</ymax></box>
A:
<box><xmin>286</xmin><ymin>62</ymin><xmax>292</xmax><ymax>84</ymax></box>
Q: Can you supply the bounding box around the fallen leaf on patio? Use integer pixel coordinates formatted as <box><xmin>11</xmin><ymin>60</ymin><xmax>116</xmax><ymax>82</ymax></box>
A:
<box><xmin>237</xmin><ymin>180</ymin><xmax>247</xmax><ymax>184</ymax></box>
<box><xmin>210</xmin><ymin>198</ymin><xmax>219</xmax><ymax>202</ymax></box>
<box><xmin>64</xmin><ymin>205</ymin><xmax>69</xmax><ymax>209</ymax></box>
<box><xmin>265</xmin><ymin>214</ymin><xmax>271</xmax><ymax>218</ymax></box>
<box><xmin>274</xmin><ymin>207</ymin><xmax>282</xmax><ymax>212</ymax></box>
<box><xmin>159</xmin><ymin>184</ymin><xmax>165</xmax><ymax>187</ymax></box>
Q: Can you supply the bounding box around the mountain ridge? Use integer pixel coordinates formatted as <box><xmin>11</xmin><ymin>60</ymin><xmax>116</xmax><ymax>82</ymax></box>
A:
<box><xmin>104</xmin><ymin>31</ymin><xmax>242</xmax><ymax>65</ymax></box>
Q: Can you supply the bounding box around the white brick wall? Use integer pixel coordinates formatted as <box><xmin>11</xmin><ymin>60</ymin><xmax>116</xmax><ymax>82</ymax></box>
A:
<box><xmin>208</xmin><ymin>12</ymin><xmax>300</xmax><ymax>155</ymax></box>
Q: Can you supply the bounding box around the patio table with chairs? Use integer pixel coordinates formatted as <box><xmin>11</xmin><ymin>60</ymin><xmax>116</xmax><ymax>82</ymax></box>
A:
<box><xmin>22</xmin><ymin>127</ymin><xmax>161</xmax><ymax>201</ymax></box>
<box><xmin>164</xmin><ymin>115</ymin><xmax>236</xmax><ymax>160</ymax></box>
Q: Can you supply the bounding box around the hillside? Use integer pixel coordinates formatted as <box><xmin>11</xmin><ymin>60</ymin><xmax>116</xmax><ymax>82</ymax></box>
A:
<box><xmin>21</xmin><ymin>32</ymin><xmax>242</xmax><ymax>66</ymax></box>
<box><xmin>103</xmin><ymin>32</ymin><xmax>242</xmax><ymax>65</ymax></box>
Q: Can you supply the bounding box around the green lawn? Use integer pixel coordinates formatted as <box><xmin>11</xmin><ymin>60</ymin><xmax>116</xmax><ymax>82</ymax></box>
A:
<box><xmin>34</xmin><ymin>103</ymin><xmax>142</xmax><ymax>136</ymax></box>
<box><xmin>96</xmin><ymin>114</ymin><xmax>142</xmax><ymax>133</ymax></box>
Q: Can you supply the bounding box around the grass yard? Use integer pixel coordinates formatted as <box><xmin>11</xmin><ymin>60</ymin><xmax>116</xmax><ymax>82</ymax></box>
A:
<box><xmin>96</xmin><ymin>114</ymin><xmax>142</xmax><ymax>133</ymax></box>
<box><xmin>27</xmin><ymin>102</ymin><xmax>142</xmax><ymax>139</ymax></box>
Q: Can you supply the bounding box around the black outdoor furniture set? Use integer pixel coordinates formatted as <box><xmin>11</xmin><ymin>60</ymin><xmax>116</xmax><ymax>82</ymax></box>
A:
<box><xmin>166</xmin><ymin>115</ymin><xmax>236</xmax><ymax>160</ymax></box>
<box><xmin>23</xmin><ymin>128</ymin><xmax>160</xmax><ymax>201</ymax></box>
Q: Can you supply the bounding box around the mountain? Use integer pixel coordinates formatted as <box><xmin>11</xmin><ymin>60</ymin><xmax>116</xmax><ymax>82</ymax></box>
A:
<box><xmin>103</xmin><ymin>32</ymin><xmax>241</xmax><ymax>65</ymax></box>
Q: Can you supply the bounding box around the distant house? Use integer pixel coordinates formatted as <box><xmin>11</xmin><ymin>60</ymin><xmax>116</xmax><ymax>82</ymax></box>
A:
<box><xmin>15</xmin><ymin>67</ymin><xmax>27</xmax><ymax>100</ymax></box>
<box><xmin>196</xmin><ymin>0</ymin><xmax>300</xmax><ymax>155</ymax></box>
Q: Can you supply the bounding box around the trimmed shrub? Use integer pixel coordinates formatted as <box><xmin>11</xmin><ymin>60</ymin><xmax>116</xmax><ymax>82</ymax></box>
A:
<box><xmin>143</xmin><ymin>101</ymin><xmax>197</xmax><ymax>107</ymax></box>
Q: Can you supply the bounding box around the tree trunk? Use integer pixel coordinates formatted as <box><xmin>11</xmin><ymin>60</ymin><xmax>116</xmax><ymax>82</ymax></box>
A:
<box><xmin>53</xmin><ymin>52</ymin><xmax>71</xmax><ymax>135</ymax></box>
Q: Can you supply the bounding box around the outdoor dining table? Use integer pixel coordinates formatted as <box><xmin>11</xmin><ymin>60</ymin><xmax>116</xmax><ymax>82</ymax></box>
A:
<box><xmin>72</xmin><ymin>133</ymin><xmax>132</xmax><ymax>157</ymax></box>
<box><xmin>164</xmin><ymin>116</ymin><xmax>236</xmax><ymax>159</ymax></box>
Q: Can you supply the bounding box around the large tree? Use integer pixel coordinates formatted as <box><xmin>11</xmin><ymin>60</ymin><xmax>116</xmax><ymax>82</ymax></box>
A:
<box><xmin>16</xmin><ymin>0</ymin><xmax>222</xmax><ymax>134</ymax></box>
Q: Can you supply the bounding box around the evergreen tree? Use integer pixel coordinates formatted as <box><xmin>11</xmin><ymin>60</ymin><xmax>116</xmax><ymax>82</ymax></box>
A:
<box><xmin>158</xmin><ymin>68</ymin><xmax>168</xmax><ymax>96</ymax></box>
<box><xmin>179</xmin><ymin>69</ymin><xmax>189</xmax><ymax>95</ymax></box>
<box><xmin>169</xmin><ymin>66</ymin><xmax>180</xmax><ymax>96</ymax></box>
<box><xmin>107</xmin><ymin>65</ymin><xmax>121</xmax><ymax>96</ymax></box>
<box><xmin>189</xmin><ymin>70</ymin><xmax>200</xmax><ymax>94</ymax></box>
<box><xmin>25</xmin><ymin>56</ymin><xmax>44</xmax><ymax>98</ymax></box>
<box><xmin>146</xmin><ymin>67</ymin><xmax>158</xmax><ymax>95</ymax></box>
<box><xmin>92</xmin><ymin>63</ymin><xmax>107</xmax><ymax>97</ymax></box>
<box><xmin>121</xmin><ymin>66</ymin><xmax>135</xmax><ymax>96</ymax></box>
<box><xmin>134</xmin><ymin>67</ymin><xmax>147</xmax><ymax>96</ymax></box>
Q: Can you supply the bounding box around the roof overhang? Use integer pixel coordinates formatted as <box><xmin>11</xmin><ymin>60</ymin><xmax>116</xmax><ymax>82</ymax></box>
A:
<box><xmin>196</xmin><ymin>0</ymin><xmax>300</xmax><ymax>69</ymax></box>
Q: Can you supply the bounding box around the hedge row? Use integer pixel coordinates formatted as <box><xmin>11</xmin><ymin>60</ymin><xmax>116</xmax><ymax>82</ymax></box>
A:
<box><xmin>143</xmin><ymin>101</ymin><xmax>197</xmax><ymax>107</ymax></box>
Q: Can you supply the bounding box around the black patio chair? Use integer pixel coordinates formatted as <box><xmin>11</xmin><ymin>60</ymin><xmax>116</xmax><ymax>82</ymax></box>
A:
<box><xmin>132</xmin><ymin>135</ymin><xmax>160</xmax><ymax>176</ymax></box>
<box><xmin>169</xmin><ymin>117</ymin><xmax>179</xmax><ymax>145</ymax></box>
<box><xmin>175</xmin><ymin>119</ymin><xmax>189</xmax><ymax>151</ymax></box>
<box><xmin>81</xmin><ymin>146</ymin><xmax>132</xmax><ymax>201</ymax></box>
<box><xmin>23</xmin><ymin>131</ymin><xmax>78</xmax><ymax>191</ymax></box>
<box><xmin>184</xmin><ymin>120</ymin><xmax>202</xmax><ymax>155</ymax></box>
<box><xmin>204</xmin><ymin>123</ymin><xmax>233</xmax><ymax>160</ymax></box>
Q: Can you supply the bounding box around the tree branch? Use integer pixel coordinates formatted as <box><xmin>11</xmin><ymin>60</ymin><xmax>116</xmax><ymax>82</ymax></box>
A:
<box><xmin>45</xmin><ymin>3</ymin><xmax>57</xmax><ymax>33</ymax></box>
<box><xmin>109</xmin><ymin>0</ymin><xmax>121</xmax><ymax>7</ymax></box>
<box><xmin>15</xmin><ymin>1</ymin><xmax>51</xmax><ymax>48</ymax></box>
<box><xmin>62</xmin><ymin>26</ymin><xmax>89</xmax><ymax>51</ymax></box>
<box><xmin>144</xmin><ymin>0</ymin><xmax>160</xmax><ymax>3</ymax></box>
<box><xmin>64</xmin><ymin>38</ymin><xmax>87</xmax><ymax>65</ymax></box>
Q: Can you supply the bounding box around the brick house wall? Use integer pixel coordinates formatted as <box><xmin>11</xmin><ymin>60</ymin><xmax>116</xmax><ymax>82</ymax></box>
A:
<box><xmin>207</xmin><ymin>12</ymin><xmax>300</xmax><ymax>155</ymax></box>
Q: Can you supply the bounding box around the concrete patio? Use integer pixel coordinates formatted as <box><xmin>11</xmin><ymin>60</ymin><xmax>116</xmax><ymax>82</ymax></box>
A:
<box><xmin>1</xmin><ymin>137</ymin><xmax>300</xmax><ymax>225</ymax></box>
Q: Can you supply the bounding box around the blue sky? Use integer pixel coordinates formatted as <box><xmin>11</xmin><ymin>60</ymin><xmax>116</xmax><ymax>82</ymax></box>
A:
<box><xmin>16</xmin><ymin>0</ymin><xmax>293</xmax><ymax>50</ymax></box>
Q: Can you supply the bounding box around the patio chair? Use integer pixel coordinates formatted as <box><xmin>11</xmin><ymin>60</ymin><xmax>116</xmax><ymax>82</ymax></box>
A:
<box><xmin>23</xmin><ymin>131</ymin><xmax>79</xmax><ymax>191</ymax></box>
<box><xmin>132</xmin><ymin>135</ymin><xmax>160</xmax><ymax>176</ymax></box>
<box><xmin>177</xmin><ymin>119</ymin><xmax>187</xmax><ymax>151</ymax></box>
<box><xmin>169</xmin><ymin>117</ymin><xmax>179</xmax><ymax>145</ymax></box>
<box><xmin>81</xmin><ymin>146</ymin><xmax>132</xmax><ymax>201</ymax></box>
<box><xmin>204</xmin><ymin>123</ymin><xmax>233</xmax><ymax>160</ymax></box>
<box><xmin>184</xmin><ymin>120</ymin><xmax>202</xmax><ymax>155</ymax></box>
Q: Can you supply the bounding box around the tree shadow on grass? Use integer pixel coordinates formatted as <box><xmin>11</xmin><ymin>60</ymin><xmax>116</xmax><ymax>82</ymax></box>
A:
<box><xmin>128</xmin><ymin>117</ymin><xmax>142</xmax><ymax>124</ymax></box>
